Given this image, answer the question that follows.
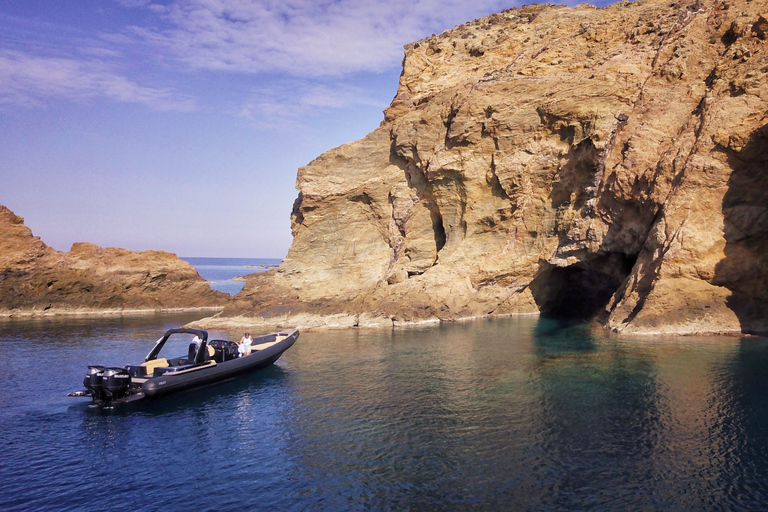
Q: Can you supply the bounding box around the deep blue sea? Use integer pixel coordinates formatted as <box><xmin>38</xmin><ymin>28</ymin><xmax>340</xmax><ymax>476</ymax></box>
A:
<box><xmin>2</xmin><ymin>314</ymin><xmax>768</xmax><ymax>511</ymax></box>
<box><xmin>181</xmin><ymin>257</ymin><xmax>281</xmax><ymax>295</ymax></box>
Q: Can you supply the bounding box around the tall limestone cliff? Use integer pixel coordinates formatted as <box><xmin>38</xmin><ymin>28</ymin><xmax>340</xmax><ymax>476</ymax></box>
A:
<box><xmin>0</xmin><ymin>205</ymin><xmax>228</xmax><ymax>316</ymax></box>
<box><xmin>202</xmin><ymin>0</ymin><xmax>768</xmax><ymax>334</ymax></box>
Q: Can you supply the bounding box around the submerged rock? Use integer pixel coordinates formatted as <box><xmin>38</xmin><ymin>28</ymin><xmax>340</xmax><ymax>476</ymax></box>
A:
<box><xmin>202</xmin><ymin>0</ymin><xmax>768</xmax><ymax>334</ymax></box>
<box><xmin>0</xmin><ymin>205</ymin><xmax>228</xmax><ymax>316</ymax></box>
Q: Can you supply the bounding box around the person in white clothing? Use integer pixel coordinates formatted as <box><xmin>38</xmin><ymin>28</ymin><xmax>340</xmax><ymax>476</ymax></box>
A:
<box><xmin>238</xmin><ymin>332</ymin><xmax>252</xmax><ymax>357</ymax></box>
<box><xmin>189</xmin><ymin>335</ymin><xmax>202</xmax><ymax>362</ymax></box>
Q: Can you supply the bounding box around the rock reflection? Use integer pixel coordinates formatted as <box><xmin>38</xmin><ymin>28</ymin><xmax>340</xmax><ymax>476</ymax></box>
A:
<box><xmin>281</xmin><ymin>320</ymin><xmax>545</xmax><ymax>509</ymax></box>
<box><xmin>529</xmin><ymin>318</ymin><xmax>663</xmax><ymax>508</ymax></box>
<box><xmin>527</xmin><ymin>327</ymin><xmax>768</xmax><ymax>510</ymax></box>
<box><xmin>703</xmin><ymin>337</ymin><xmax>768</xmax><ymax>508</ymax></box>
<box><xmin>532</xmin><ymin>317</ymin><xmax>597</xmax><ymax>356</ymax></box>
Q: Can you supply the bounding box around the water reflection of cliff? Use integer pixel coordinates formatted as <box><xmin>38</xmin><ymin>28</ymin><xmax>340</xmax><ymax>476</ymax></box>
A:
<box><xmin>705</xmin><ymin>338</ymin><xmax>768</xmax><ymax>506</ymax></box>
<box><xmin>279</xmin><ymin>319</ymin><xmax>768</xmax><ymax>509</ymax></box>
<box><xmin>281</xmin><ymin>319</ymin><xmax>547</xmax><ymax>509</ymax></box>
<box><xmin>531</xmin><ymin>320</ymin><xmax>768</xmax><ymax>509</ymax></box>
<box><xmin>530</xmin><ymin>318</ymin><xmax>664</xmax><ymax>508</ymax></box>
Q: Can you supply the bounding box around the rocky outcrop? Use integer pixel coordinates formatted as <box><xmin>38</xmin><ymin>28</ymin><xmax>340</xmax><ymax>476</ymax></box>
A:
<box><xmin>0</xmin><ymin>205</ymin><xmax>228</xmax><ymax>316</ymax></box>
<box><xmin>200</xmin><ymin>0</ymin><xmax>768</xmax><ymax>335</ymax></box>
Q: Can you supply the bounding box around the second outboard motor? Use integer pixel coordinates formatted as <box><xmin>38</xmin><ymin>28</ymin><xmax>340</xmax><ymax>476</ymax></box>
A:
<box><xmin>103</xmin><ymin>367</ymin><xmax>132</xmax><ymax>400</ymax></box>
<box><xmin>83</xmin><ymin>365</ymin><xmax>106</xmax><ymax>402</ymax></box>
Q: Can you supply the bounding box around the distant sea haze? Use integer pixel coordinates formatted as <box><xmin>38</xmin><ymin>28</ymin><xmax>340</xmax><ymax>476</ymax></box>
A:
<box><xmin>181</xmin><ymin>257</ymin><xmax>281</xmax><ymax>295</ymax></box>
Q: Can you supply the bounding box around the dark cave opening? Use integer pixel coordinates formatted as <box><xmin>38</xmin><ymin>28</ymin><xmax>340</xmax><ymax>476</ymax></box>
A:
<box><xmin>431</xmin><ymin>207</ymin><xmax>447</xmax><ymax>253</ymax></box>
<box><xmin>529</xmin><ymin>253</ymin><xmax>637</xmax><ymax>321</ymax></box>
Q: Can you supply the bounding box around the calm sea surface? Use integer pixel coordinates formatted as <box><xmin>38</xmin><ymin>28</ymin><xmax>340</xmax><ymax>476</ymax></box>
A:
<box><xmin>181</xmin><ymin>257</ymin><xmax>281</xmax><ymax>295</ymax></box>
<box><xmin>1</xmin><ymin>314</ymin><xmax>768</xmax><ymax>511</ymax></box>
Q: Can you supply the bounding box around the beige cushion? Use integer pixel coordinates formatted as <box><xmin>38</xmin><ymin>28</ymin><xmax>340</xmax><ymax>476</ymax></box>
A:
<box><xmin>252</xmin><ymin>340</ymin><xmax>279</xmax><ymax>351</ymax></box>
<box><xmin>141</xmin><ymin>358</ymin><xmax>169</xmax><ymax>376</ymax></box>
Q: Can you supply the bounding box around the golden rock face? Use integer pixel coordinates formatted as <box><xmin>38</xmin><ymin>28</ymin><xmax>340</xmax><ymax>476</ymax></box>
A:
<box><xmin>211</xmin><ymin>0</ymin><xmax>768</xmax><ymax>335</ymax></box>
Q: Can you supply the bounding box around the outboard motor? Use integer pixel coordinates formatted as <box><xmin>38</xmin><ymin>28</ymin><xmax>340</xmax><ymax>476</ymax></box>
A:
<box><xmin>83</xmin><ymin>365</ymin><xmax>107</xmax><ymax>402</ymax></box>
<box><xmin>102</xmin><ymin>367</ymin><xmax>132</xmax><ymax>400</ymax></box>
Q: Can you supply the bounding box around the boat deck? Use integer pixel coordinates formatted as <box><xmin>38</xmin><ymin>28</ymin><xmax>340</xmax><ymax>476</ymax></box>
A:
<box><xmin>251</xmin><ymin>340</ymin><xmax>281</xmax><ymax>351</ymax></box>
<box><xmin>130</xmin><ymin>340</ymin><xmax>284</xmax><ymax>382</ymax></box>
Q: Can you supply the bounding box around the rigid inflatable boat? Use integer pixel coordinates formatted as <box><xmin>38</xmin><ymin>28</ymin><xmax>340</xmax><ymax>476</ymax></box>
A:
<box><xmin>69</xmin><ymin>328</ymin><xmax>298</xmax><ymax>404</ymax></box>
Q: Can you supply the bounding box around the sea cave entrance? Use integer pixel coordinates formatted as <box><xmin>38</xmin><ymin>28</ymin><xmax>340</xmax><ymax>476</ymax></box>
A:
<box><xmin>529</xmin><ymin>253</ymin><xmax>637</xmax><ymax>321</ymax></box>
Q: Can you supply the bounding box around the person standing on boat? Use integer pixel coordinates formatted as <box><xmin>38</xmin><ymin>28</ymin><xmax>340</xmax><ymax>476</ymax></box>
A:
<box><xmin>189</xmin><ymin>335</ymin><xmax>203</xmax><ymax>362</ymax></box>
<box><xmin>239</xmin><ymin>332</ymin><xmax>252</xmax><ymax>357</ymax></box>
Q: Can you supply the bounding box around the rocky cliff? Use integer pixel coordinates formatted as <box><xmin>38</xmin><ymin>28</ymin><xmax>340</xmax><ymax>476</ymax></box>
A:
<box><xmin>200</xmin><ymin>0</ymin><xmax>768</xmax><ymax>334</ymax></box>
<box><xmin>0</xmin><ymin>205</ymin><xmax>228</xmax><ymax>316</ymax></box>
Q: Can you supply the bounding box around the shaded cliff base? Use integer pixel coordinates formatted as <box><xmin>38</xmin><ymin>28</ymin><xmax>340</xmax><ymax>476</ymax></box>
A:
<box><xmin>192</xmin><ymin>309</ymin><xmax>752</xmax><ymax>336</ymax></box>
<box><xmin>191</xmin><ymin>267</ymin><xmax>747</xmax><ymax>335</ymax></box>
<box><xmin>191</xmin><ymin>309</ymin><xmax>536</xmax><ymax>333</ymax></box>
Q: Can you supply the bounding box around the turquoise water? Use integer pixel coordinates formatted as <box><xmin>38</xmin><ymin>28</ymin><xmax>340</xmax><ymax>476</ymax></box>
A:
<box><xmin>181</xmin><ymin>257</ymin><xmax>281</xmax><ymax>295</ymax></box>
<box><xmin>1</xmin><ymin>315</ymin><xmax>767</xmax><ymax>510</ymax></box>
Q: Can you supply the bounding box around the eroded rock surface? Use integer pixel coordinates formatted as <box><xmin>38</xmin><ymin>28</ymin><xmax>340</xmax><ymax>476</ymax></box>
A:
<box><xmin>0</xmin><ymin>205</ymin><xmax>228</xmax><ymax>316</ymax></box>
<box><xmin>203</xmin><ymin>0</ymin><xmax>768</xmax><ymax>334</ymax></box>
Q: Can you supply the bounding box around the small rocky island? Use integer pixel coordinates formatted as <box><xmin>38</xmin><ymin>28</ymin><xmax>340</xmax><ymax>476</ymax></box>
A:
<box><xmin>197</xmin><ymin>0</ymin><xmax>768</xmax><ymax>335</ymax></box>
<box><xmin>0</xmin><ymin>205</ymin><xmax>228</xmax><ymax>317</ymax></box>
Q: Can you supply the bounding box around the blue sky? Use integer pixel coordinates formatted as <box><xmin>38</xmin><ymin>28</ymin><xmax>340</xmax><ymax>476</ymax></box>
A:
<box><xmin>1</xmin><ymin>0</ymin><xmax>596</xmax><ymax>258</ymax></box>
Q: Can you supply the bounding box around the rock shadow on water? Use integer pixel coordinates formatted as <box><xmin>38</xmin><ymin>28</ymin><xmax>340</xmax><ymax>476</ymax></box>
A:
<box><xmin>702</xmin><ymin>337</ymin><xmax>768</xmax><ymax>507</ymax></box>
<box><xmin>715</xmin><ymin>338</ymin><xmax>768</xmax><ymax>443</ymax></box>
<box><xmin>528</xmin><ymin>317</ymin><xmax>666</xmax><ymax>508</ymax></box>
<box><xmin>714</xmin><ymin>123</ymin><xmax>768</xmax><ymax>334</ymax></box>
<box><xmin>531</xmin><ymin>317</ymin><xmax>598</xmax><ymax>357</ymax></box>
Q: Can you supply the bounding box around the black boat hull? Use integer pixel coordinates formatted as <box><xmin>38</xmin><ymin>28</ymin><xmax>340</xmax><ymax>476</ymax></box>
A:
<box><xmin>141</xmin><ymin>339</ymin><xmax>292</xmax><ymax>398</ymax></box>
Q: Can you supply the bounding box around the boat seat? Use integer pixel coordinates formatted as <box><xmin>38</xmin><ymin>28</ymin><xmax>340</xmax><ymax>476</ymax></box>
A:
<box><xmin>141</xmin><ymin>358</ymin><xmax>169</xmax><ymax>376</ymax></box>
<box><xmin>187</xmin><ymin>344</ymin><xmax>216</xmax><ymax>363</ymax></box>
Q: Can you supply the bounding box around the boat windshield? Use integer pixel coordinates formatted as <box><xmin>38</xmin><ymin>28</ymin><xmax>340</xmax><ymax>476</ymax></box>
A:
<box><xmin>158</xmin><ymin>333</ymin><xmax>202</xmax><ymax>360</ymax></box>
